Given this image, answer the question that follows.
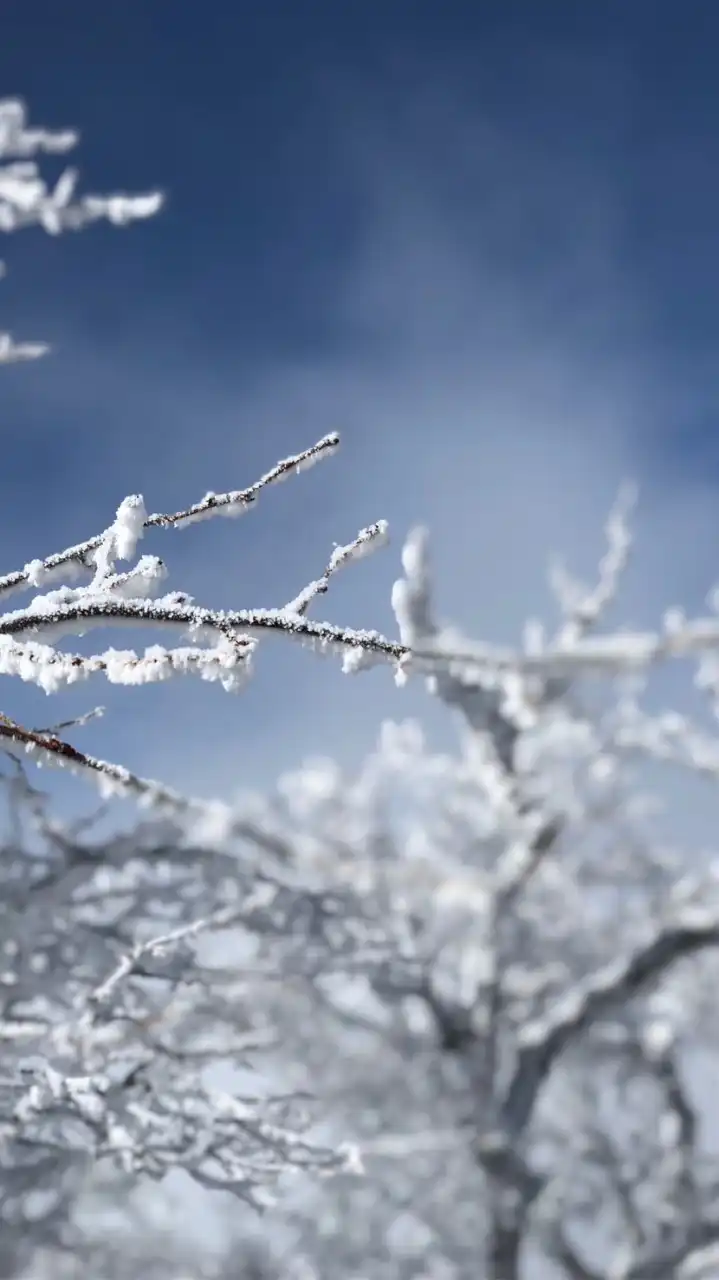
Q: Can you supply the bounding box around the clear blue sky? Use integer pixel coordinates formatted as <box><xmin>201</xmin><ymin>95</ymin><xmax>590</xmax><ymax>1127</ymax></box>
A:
<box><xmin>2</xmin><ymin>1</ymin><xmax>719</xmax><ymax>806</ymax></box>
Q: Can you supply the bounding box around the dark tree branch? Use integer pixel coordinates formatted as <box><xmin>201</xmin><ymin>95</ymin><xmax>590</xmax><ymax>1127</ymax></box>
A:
<box><xmin>504</xmin><ymin>916</ymin><xmax>719</xmax><ymax>1139</ymax></box>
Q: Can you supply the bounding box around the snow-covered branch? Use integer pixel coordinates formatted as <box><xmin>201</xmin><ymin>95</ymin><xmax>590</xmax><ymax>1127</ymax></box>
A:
<box><xmin>0</xmin><ymin>98</ymin><xmax>162</xmax><ymax>362</ymax></box>
<box><xmin>505</xmin><ymin>912</ymin><xmax>719</xmax><ymax>1140</ymax></box>
<box><xmin>0</xmin><ymin>432</ymin><xmax>341</xmax><ymax>601</ymax></box>
<box><xmin>0</xmin><ymin>770</ymin><xmax>398</xmax><ymax>1273</ymax></box>
<box><xmin>0</xmin><ymin>430</ymin><xmax>397</xmax><ymax>803</ymax></box>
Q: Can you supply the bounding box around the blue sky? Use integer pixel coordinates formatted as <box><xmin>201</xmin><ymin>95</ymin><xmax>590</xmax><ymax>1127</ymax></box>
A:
<box><xmin>2</xmin><ymin>1</ymin><xmax>719</xmax><ymax>808</ymax></box>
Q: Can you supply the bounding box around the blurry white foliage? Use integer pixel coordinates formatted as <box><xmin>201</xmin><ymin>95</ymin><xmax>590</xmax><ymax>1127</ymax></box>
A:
<box><xmin>147</xmin><ymin>489</ymin><xmax>719</xmax><ymax>1280</ymax></box>
<box><xmin>0</xmin><ymin>98</ymin><xmax>162</xmax><ymax>361</ymax></box>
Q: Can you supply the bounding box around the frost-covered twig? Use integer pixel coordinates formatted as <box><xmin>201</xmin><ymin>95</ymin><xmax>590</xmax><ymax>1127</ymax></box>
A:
<box><xmin>550</xmin><ymin>482</ymin><xmax>635</xmax><ymax>646</ymax></box>
<box><xmin>0</xmin><ymin>98</ymin><xmax>162</xmax><ymax>362</ymax></box>
<box><xmin>408</xmin><ymin>617</ymin><xmax>719</xmax><ymax>683</ymax></box>
<box><xmin>0</xmin><ymin>430</ymin><xmax>401</xmax><ymax>803</ymax></box>
<box><xmin>0</xmin><ymin>713</ymin><xmax>197</xmax><ymax>807</ymax></box>
<box><xmin>0</xmin><ymin>597</ymin><xmax>402</xmax><ymax>668</ymax></box>
<box><xmin>0</xmin><ymin>433</ymin><xmax>342</xmax><ymax>601</ymax></box>
<box><xmin>284</xmin><ymin>520</ymin><xmax>389</xmax><ymax>616</ymax></box>
<box><xmin>86</xmin><ymin>917</ymin><xmax>221</xmax><ymax>1011</ymax></box>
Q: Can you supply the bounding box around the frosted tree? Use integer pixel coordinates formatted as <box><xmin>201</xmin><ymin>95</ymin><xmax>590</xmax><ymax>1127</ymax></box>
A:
<box><xmin>0</xmin><ymin>759</ymin><xmax>409</xmax><ymax>1278</ymax></box>
<box><xmin>21</xmin><ymin>495</ymin><xmax>719</xmax><ymax>1280</ymax></box>
<box><xmin>0</xmin><ymin>99</ymin><xmax>403</xmax><ymax>1278</ymax></box>
<box><xmin>8</xmin><ymin>97</ymin><xmax>719</xmax><ymax>1280</ymax></box>
<box><xmin>89</xmin><ymin>495</ymin><xmax>719</xmax><ymax>1280</ymax></box>
<box><xmin>0</xmin><ymin>412</ymin><xmax>404</xmax><ymax>1272</ymax></box>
